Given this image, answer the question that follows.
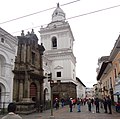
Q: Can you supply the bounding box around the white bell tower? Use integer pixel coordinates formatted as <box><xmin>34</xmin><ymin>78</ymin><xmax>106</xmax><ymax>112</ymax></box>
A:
<box><xmin>40</xmin><ymin>3</ymin><xmax>76</xmax><ymax>85</ymax></box>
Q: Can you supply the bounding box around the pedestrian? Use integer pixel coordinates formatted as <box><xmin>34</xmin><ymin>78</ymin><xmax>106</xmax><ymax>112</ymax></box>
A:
<box><xmin>36</xmin><ymin>101</ymin><xmax>40</xmax><ymax>112</ymax></box>
<box><xmin>61</xmin><ymin>98</ymin><xmax>65</xmax><ymax>108</ymax></box>
<box><xmin>76</xmin><ymin>98</ymin><xmax>81</xmax><ymax>112</ymax></box>
<box><xmin>81</xmin><ymin>98</ymin><xmax>83</xmax><ymax>105</ymax></box>
<box><xmin>54</xmin><ymin>98</ymin><xmax>59</xmax><ymax>109</ymax></box>
<box><xmin>91</xmin><ymin>98</ymin><xmax>94</xmax><ymax>106</ymax></box>
<box><xmin>73</xmin><ymin>98</ymin><xmax>76</xmax><ymax>108</ymax></box>
<box><xmin>103</xmin><ymin>97</ymin><xmax>108</xmax><ymax>113</ymax></box>
<box><xmin>100</xmin><ymin>98</ymin><xmax>103</xmax><ymax>109</ymax></box>
<box><xmin>69</xmin><ymin>98</ymin><xmax>73</xmax><ymax>112</ymax></box>
<box><xmin>94</xmin><ymin>97</ymin><xmax>100</xmax><ymax>113</ymax></box>
<box><xmin>83</xmin><ymin>98</ymin><xmax>86</xmax><ymax>105</ymax></box>
<box><xmin>1</xmin><ymin>102</ymin><xmax>22</xmax><ymax>119</ymax></box>
<box><xmin>106</xmin><ymin>96</ymin><xmax>112</xmax><ymax>114</ymax></box>
<box><xmin>87</xmin><ymin>98</ymin><xmax>92</xmax><ymax>112</ymax></box>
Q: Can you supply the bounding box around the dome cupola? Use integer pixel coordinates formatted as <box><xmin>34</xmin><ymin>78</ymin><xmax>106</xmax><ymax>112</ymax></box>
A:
<box><xmin>52</xmin><ymin>3</ymin><xmax>66</xmax><ymax>22</ymax></box>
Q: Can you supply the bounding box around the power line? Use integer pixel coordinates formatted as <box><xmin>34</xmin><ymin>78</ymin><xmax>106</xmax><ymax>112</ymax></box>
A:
<box><xmin>0</xmin><ymin>0</ymin><xmax>81</xmax><ymax>25</ymax></box>
<box><xmin>11</xmin><ymin>4</ymin><xmax>120</xmax><ymax>35</ymax></box>
<box><xmin>67</xmin><ymin>4</ymin><xmax>120</xmax><ymax>20</ymax></box>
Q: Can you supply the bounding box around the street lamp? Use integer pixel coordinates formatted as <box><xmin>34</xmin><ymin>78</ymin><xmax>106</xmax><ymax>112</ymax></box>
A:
<box><xmin>48</xmin><ymin>73</ymin><xmax>55</xmax><ymax>119</ymax></box>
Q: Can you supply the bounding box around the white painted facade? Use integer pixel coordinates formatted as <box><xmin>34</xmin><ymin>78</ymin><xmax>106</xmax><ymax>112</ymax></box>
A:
<box><xmin>0</xmin><ymin>27</ymin><xmax>18</xmax><ymax>107</ymax></box>
<box><xmin>114</xmin><ymin>76</ymin><xmax>120</xmax><ymax>102</ymax></box>
<box><xmin>76</xmin><ymin>78</ymin><xmax>86</xmax><ymax>99</ymax></box>
<box><xmin>40</xmin><ymin>4</ymin><xmax>77</xmax><ymax>100</ymax></box>
<box><xmin>85</xmin><ymin>87</ymin><xmax>94</xmax><ymax>99</ymax></box>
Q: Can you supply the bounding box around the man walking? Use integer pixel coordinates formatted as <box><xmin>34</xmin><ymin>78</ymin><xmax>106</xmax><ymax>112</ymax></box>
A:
<box><xmin>95</xmin><ymin>97</ymin><xmax>100</xmax><ymax>113</ymax></box>
<box><xmin>2</xmin><ymin>102</ymin><xmax>22</xmax><ymax>119</ymax></box>
<box><xmin>107</xmin><ymin>96</ymin><xmax>112</xmax><ymax>114</ymax></box>
<box><xmin>103</xmin><ymin>97</ymin><xmax>108</xmax><ymax>113</ymax></box>
<box><xmin>76</xmin><ymin>98</ymin><xmax>81</xmax><ymax>112</ymax></box>
<box><xmin>69</xmin><ymin>98</ymin><xmax>73</xmax><ymax>112</ymax></box>
<box><xmin>87</xmin><ymin>98</ymin><xmax>92</xmax><ymax>112</ymax></box>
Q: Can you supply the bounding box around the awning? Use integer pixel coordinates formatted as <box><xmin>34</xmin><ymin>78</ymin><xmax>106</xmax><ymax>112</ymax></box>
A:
<box><xmin>114</xmin><ymin>92</ymin><xmax>120</xmax><ymax>95</ymax></box>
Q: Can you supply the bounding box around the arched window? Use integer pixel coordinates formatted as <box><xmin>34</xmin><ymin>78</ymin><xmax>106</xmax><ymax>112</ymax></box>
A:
<box><xmin>52</xmin><ymin>36</ymin><xmax>57</xmax><ymax>49</ymax></box>
<box><xmin>0</xmin><ymin>86</ymin><xmax>1</xmax><ymax>104</ymax></box>
<box><xmin>0</xmin><ymin>55</ymin><xmax>5</xmax><ymax>77</ymax></box>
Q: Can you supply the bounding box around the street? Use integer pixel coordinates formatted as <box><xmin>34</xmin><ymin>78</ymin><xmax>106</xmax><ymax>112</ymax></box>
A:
<box><xmin>1</xmin><ymin>104</ymin><xmax>119</xmax><ymax>119</ymax></box>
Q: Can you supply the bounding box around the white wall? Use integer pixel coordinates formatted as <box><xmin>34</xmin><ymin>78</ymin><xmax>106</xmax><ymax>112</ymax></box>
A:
<box><xmin>0</xmin><ymin>28</ymin><xmax>18</xmax><ymax>107</ymax></box>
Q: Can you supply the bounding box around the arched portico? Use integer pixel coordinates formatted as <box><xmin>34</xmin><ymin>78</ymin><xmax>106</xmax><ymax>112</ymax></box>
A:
<box><xmin>0</xmin><ymin>53</ymin><xmax>14</xmax><ymax>109</ymax></box>
<box><xmin>0</xmin><ymin>82</ymin><xmax>10</xmax><ymax>109</ymax></box>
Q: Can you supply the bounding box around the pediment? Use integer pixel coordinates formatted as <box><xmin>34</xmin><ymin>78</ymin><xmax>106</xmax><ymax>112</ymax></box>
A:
<box><xmin>54</xmin><ymin>65</ymin><xmax>63</xmax><ymax>69</ymax></box>
<box><xmin>0</xmin><ymin>28</ymin><xmax>17</xmax><ymax>51</ymax></box>
<box><xmin>3</xmin><ymin>39</ymin><xmax>16</xmax><ymax>51</ymax></box>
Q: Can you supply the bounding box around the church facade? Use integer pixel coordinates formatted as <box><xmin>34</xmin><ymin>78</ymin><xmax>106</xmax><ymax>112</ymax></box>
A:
<box><xmin>40</xmin><ymin>3</ymin><xmax>77</xmax><ymax>102</ymax></box>
<box><xmin>13</xmin><ymin>30</ymin><xmax>45</xmax><ymax>113</ymax></box>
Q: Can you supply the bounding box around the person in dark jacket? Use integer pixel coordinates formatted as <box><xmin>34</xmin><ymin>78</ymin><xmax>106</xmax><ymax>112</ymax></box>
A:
<box><xmin>107</xmin><ymin>96</ymin><xmax>112</xmax><ymax>114</ymax></box>
<box><xmin>95</xmin><ymin>97</ymin><xmax>100</xmax><ymax>113</ymax></box>
<box><xmin>87</xmin><ymin>98</ymin><xmax>92</xmax><ymax>112</ymax></box>
<box><xmin>91</xmin><ymin>98</ymin><xmax>94</xmax><ymax>106</ymax></box>
<box><xmin>103</xmin><ymin>97</ymin><xmax>108</xmax><ymax>113</ymax></box>
<box><xmin>69</xmin><ymin>98</ymin><xmax>73</xmax><ymax>112</ymax></box>
<box><xmin>61</xmin><ymin>98</ymin><xmax>65</xmax><ymax>108</ymax></box>
<box><xmin>54</xmin><ymin>98</ymin><xmax>59</xmax><ymax>109</ymax></box>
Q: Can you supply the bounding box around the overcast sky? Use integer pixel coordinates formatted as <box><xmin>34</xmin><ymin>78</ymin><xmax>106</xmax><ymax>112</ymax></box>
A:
<box><xmin>1</xmin><ymin>0</ymin><xmax>120</xmax><ymax>87</ymax></box>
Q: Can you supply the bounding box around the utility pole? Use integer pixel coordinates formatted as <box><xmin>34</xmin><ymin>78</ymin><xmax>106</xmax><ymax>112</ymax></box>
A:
<box><xmin>48</xmin><ymin>73</ymin><xmax>55</xmax><ymax>119</ymax></box>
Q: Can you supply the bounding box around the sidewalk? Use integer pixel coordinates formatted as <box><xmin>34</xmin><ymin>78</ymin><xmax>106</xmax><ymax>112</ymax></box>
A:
<box><xmin>0</xmin><ymin>104</ymin><xmax>120</xmax><ymax>119</ymax></box>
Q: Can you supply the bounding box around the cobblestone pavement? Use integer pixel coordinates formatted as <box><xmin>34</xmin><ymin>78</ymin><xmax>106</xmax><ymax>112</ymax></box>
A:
<box><xmin>0</xmin><ymin>105</ymin><xmax>120</xmax><ymax>119</ymax></box>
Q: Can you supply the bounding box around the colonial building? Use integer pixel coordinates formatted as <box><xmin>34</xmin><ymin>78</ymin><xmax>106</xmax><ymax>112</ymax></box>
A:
<box><xmin>0</xmin><ymin>27</ymin><xmax>18</xmax><ymax>109</ymax></box>
<box><xmin>85</xmin><ymin>87</ymin><xmax>94</xmax><ymax>99</ymax></box>
<box><xmin>96</xmin><ymin>35</ymin><xmax>120</xmax><ymax>103</ymax></box>
<box><xmin>93</xmin><ymin>83</ymin><xmax>99</xmax><ymax>98</ymax></box>
<box><xmin>40</xmin><ymin>3</ymin><xmax>77</xmax><ymax>101</ymax></box>
<box><xmin>96</xmin><ymin>56</ymin><xmax>114</xmax><ymax>101</ymax></box>
<box><xmin>76</xmin><ymin>77</ymin><xmax>86</xmax><ymax>99</ymax></box>
<box><xmin>13</xmin><ymin>30</ymin><xmax>45</xmax><ymax>113</ymax></box>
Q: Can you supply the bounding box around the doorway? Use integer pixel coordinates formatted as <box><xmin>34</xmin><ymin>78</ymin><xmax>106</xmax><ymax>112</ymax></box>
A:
<box><xmin>30</xmin><ymin>83</ymin><xmax>37</xmax><ymax>102</ymax></box>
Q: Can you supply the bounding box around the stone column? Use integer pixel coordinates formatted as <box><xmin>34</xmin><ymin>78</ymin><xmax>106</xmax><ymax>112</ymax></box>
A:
<box><xmin>13</xmin><ymin>78</ymin><xmax>17</xmax><ymax>101</ymax></box>
<box><xmin>23</xmin><ymin>70</ymin><xmax>30</xmax><ymax>102</ymax></box>
<box><xmin>19</xmin><ymin>80</ymin><xmax>23</xmax><ymax>101</ymax></box>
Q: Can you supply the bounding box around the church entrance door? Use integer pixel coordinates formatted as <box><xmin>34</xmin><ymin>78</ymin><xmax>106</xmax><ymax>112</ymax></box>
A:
<box><xmin>30</xmin><ymin>83</ymin><xmax>37</xmax><ymax>102</ymax></box>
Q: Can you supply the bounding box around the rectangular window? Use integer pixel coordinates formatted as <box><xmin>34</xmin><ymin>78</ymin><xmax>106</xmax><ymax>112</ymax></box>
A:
<box><xmin>110</xmin><ymin>77</ymin><xmax>112</xmax><ymax>88</ymax></box>
<box><xmin>32</xmin><ymin>52</ymin><xmax>35</xmax><ymax>65</ymax></box>
<box><xmin>57</xmin><ymin>72</ymin><xmax>61</xmax><ymax>77</ymax></box>
<box><xmin>1</xmin><ymin>38</ymin><xmax>4</xmax><ymax>43</ymax></box>
<box><xmin>114</xmin><ymin>68</ymin><xmax>117</xmax><ymax>78</ymax></box>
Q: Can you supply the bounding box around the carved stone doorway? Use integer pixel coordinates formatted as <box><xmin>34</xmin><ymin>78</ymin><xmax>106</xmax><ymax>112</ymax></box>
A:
<box><xmin>30</xmin><ymin>83</ymin><xmax>37</xmax><ymax>102</ymax></box>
